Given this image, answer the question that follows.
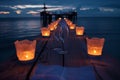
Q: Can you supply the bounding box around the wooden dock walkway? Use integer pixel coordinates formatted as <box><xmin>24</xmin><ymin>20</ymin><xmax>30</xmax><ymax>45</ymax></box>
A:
<box><xmin>0</xmin><ymin>19</ymin><xmax>120</xmax><ymax>80</ymax></box>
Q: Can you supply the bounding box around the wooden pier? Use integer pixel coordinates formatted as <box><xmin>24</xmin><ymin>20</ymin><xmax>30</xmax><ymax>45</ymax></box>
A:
<box><xmin>0</xmin><ymin>19</ymin><xmax>120</xmax><ymax>80</ymax></box>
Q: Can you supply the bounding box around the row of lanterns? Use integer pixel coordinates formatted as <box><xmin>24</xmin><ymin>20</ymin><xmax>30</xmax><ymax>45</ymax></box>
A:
<box><xmin>14</xmin><ymin>17</ymin><xmax>105</xmax><ymax>62</ymax></box>
<box><xmin>64</xmin><ymin>18</ymin><xmax>84</xmax><ymax>36</ymax></box>
<box><xmin>64</xmin><ymin>18</ymin><xmax>105</xmax><ymax>56</ymax></box>
<box><xmin>41</xmin><ymin>18</ymin><xmax>61</xmax><ymax>37</ymax></box>
<box><xmin>14</xmin><ymin>19</ymin><xmax>61</xmax><ymax>61</ymax></box>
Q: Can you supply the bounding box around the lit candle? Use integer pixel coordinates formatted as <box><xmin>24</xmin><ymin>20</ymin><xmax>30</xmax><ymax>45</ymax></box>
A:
<box><xmin>48</xmin><ymin>25</ymin><xmax>55</xmax><ymax>31</ymax></box>
<box><xmin>41</xmin><ymin>27</ymin><xmax>50</xmax><ymax>37</ymax></box>
<box><xmin>69</xmin><ymin>24</ymin><xmax>76</xmax><ymax>29</ymax></box>
<box><xmin>21</xmin><ymin>51</ymin><xmax>34</xmax><ymax>61</ymax></box>
<box><xmin>76</xmin><ymin>26</ymin><xmax>84</xmax><ymax>35</ymax></box>
<box><xmin>86</xmin><ymin>38</ymin><xmax>105</xmax><ymax>56</ymax></box>
<box><xmin>14</xmin><ymin>40</ymin><xmax>36</xmax><ymax>61</ymax></box>
<box><xmin>93</xmin><ymin>49</ymin><xmax>97</xmax><ymax>54</ymax></box>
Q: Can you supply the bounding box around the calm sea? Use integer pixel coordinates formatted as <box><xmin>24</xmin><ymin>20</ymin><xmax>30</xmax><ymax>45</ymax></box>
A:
<box><xmin>0</xmin><ymin>17</ymin><xmax>120</xmax><ymax>62</ymax></box>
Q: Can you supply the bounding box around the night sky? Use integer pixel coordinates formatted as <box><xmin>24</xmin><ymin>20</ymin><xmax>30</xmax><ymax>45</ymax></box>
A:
<box><xmin>0</xmin><ymin>0</ymin><xmax>120</xmax><ymax>17</ymax></box>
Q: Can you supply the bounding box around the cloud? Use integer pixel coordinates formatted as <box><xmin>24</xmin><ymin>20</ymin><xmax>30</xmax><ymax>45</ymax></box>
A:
<box><xmin>10</xmin><ymin>5</ymin><xmax>43</xmax><ymax>9</ymax></box>
<box><xmin>8</xmin><ymin>4</ymin><xmax>75</xmax><ymax>12</ymax></box>
<box><xmin>99</xmin><ymin>7</ymin><xmax>114</xmax><ymax>12</ymax></box>
<box><xmin>15</xmin><ymin>10</ymin><xmax>22</xmax><ymax>14</ymax></box>
<box><xmin>27</xmin><ymin>10</ymin><xmax>39</xmax><ymax>14</ymax></box>
<box><xmin>39</xmin><ymin>8</ymin><xmax>63</xmax><ymax>11</ymax></box>
<box><xmin>26</xmin><ymin>10</ymin><xmax>40</xmax><ymax>17</ymax></box>
<box><xmin>78</xmin><ymin>6</ymin><xmax>119</xmax><ymax>17</ymax></box>
<box><xmin>0</xmin><ymin>1</ymin><xmax>120</xmax><ymax>17</ymax></box>
<box><xmin>0</xmin><ymin>11</ymin><xmax>10</xmax><ymax>14</ymax></box>
<box><xmin>0</xmin><ymin>4</ymin><xmax>75</xmax><ymax>16</ymax></box>
<box><xmin>79</xmin><ymin>6</ymin><xmax>115</xmax><ymax>12</ymax></box>
<box><xmin>79</xmin><ymin>7</ymin><xmax>99</xmax><ymax>12</ymax></box>
<box><xmin>8</xmin><ymin>5</ymin><xmax>71</xmax><ymax>9</ymax></box>
<box><xmin>80</xmin><ymin>7</ymin><xmax>92</xmax><ymax>11</ymax></box>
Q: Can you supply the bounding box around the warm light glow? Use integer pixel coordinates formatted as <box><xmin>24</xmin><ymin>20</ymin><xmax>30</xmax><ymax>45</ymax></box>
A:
<box><xmin>66</xmin><ymin>21</ymin><xmax>72</xmax><ymax>26</ymax></box>
<box><xmin>41</xmin><ymin>27</ymin><xmax>50</xmax><ymax>37</ymax></box>
<box><xmin>14</xmin><ymin>40</ymin><xmax>36</xmax><ymax>61</ymax></box>
<box><xmin>15</xmin><ymin>10</ymin><xmax>21</xmax><ymax>14</ymax></box>
<box><xmin>0</xmin><ymin>11</ymin><xmax>10</xmax><ymax>14</ymax></box>
<box><xmin>88</xmin><ymin>47</ymin><xmax>102</xmax><ymax>55</ymax></box>
<box><xmin>48</xmin><ymin>24</ymin><xmax>55</xmax><ymax>31</ymax></box>
<box><xmin>69</xmin><ymin>24</ymin><xmax>76</xmax><ymax>29</ymax></box>
<box><xmin>59</xmin><ymin>18</ymin><xmax>62</xmax><ymax>20</ymax></box>
<box><xmin>65</xmin><ymin>19</ymin><xmax>76</xmax><ymax>30</ymax></box>
<box><xmin>25</xmin><ymin>54</ymin><xmax>29</xmax><ymax>58</ymax></box>
<box><xmin>48</xmin><ymin>19</ymin><xmax>60</xmax><ymax>31</ymax></box>
<box><xmin>48</xmin><ymin>25</ymin><xmax>54</xmax><ymax>31</ymax></box>
<box><xmin>64</xmin><ymin>19</ymin><xmax>73</xmax><ymax>26</ymax></box>
<box><xmin>20</xmin><ymin>51</ymin><xmax>34</xmax><ymax>61</ymax></box>
<box><xmin>86</xmin><ymin>38</ymin><xmax>105</xmax><ymax>56</ymax></box>
<box><xmin>76</xmin><ymin>26</ymin><xmax>84</xmax><ymax>35</ymax></box>
<box><xmin>93</xmin><ymin>49</ymin><xmax>97</xmax><ymax>54</ymax></box>
<box><xmin>64</xmin><ymin>18</ymin><xmax>66</xmax><ymax>20</ymax></box>
<box><xmin>27</xmin><ymin>11</ymin><xmax>39</xmax><ymax>15</ymax></box>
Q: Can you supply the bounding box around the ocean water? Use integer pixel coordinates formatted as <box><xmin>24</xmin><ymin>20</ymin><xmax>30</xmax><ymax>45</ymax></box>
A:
<box><xmin>77</xmin><ymin>17</ymin><xmax>120</xmax><ymax>60</ymax></box>
<box><xmin>0</xmin><ymin>18</ymin><xmax>41</xmax><ymax>62</ymax></box>
<box><xmin>0</xmin><ymin>17</ymin><xmax>120</xmax><ymax>62</ymax></box>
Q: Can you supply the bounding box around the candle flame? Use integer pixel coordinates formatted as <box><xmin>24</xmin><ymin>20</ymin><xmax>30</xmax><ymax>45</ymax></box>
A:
<box><xmin>26</xmin><ymin>55</ymin><xmax>28</xmax><ymax>58</ymax></box>
<box><xmin>93</xmin><ymin>49</ymin><xmax>96</xmax><ymax>54</ymax></box>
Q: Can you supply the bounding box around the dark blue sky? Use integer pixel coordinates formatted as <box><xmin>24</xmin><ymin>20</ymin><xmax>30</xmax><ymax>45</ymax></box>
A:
<box><xmin>0</xmin><ymin>0</ymin><xmax>120</xmax><ymax>17</ymax></box>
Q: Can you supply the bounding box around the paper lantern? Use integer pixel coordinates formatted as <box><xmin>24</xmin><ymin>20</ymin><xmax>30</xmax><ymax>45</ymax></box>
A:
<box><xmin>69</xmin><ymin>24</ymin><xmax>76</xmax><ymax>29</ymax></box>
<box><xmin>86</xmin><ymin>38</ymin><xmax>105</xmax><ymax>56</ymax></box>
<box><xmin>52</xmin><ymin>22</ymin><xmax>58</xmax><ymax>30</ymax></box>
<box><xmin>14</xmin><ymin>40</ymin><xmax>36</xmax><ymax>61</ymax></box>
<box><xmin>48</xmin><ymin>24</ymin><xmax>55</xmax><ymax>31</ymax></box>
<box><xmin>68</xmin><ymin>22</ymin><xmax>72</xmax><ymax>26</ymax></box>
<box><xmin>48</xmin><ymin>20</ymin><xmax>59</xmax><ymax>31</ymax></box>
<box><xmin>41</xmin><ymin>27</ymin><xmax>50</xmax><ymax>37</ymax></box>
<box><xmin>65</xmin><ymin>19</ymin><xmax>72</xmax><ymax>26</ymax></box>
<box><xmin>76</xmin><ymin>26</ymin><xmax>84</xmax><ymax>35</ymax></box>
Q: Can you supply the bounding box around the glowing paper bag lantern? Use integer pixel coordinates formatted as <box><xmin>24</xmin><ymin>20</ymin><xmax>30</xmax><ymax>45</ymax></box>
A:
<box><xmin>86</xmin><ymin>38</ymin><xmax>105</xmax><ymax>56</ymax></box>
<box><xmin>14</xmin><ymin>40</ymin><xmax>36</xmax><ymax>61</ymax></box>
<box><xmin>69</xmin><ymin>24</ymin><xmax>76</xmax><ymax>29</ymax></box>
<box><xmin>41</xmin><ymin>27</ymin><xmax>50</xmax><ymax>37</ymax></box>
<box><xmin>52</xmin><ymin>22</ymin><xmax>58</xmax><ymax>30</ymax></box>
<box><xmin>76</xmin><ymin>26</ymin><xmax>84</xmax><ymax>35</ymax></box>
<box><xmin>65</xmin><ymin>19</ymin><xmax>72</xmax><ymax>26</ymax></box>
<box><xmin>48</xmin><ymin>24</ymin><xmax>55</xmax><ymax>31</ymax></box>
<box><xmin>68</xmin><ymin>21</ymin><xmax>72</xmax><ymax>26</ymax></box>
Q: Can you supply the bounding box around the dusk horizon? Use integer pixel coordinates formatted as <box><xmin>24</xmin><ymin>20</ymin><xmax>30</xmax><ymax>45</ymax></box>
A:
<box><xmin>0</xmin><ymin>0</ymin><xmax>120</xmax><ymax>18</ymax></box>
